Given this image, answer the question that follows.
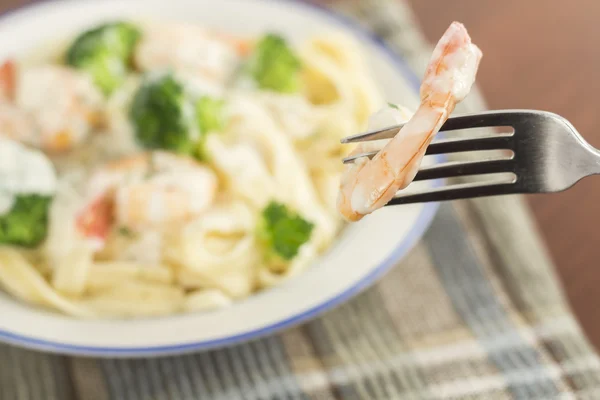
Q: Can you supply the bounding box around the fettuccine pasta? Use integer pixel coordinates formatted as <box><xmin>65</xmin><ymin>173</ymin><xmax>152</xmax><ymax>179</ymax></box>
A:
<box><xmin>0</xmin><ymin>21</ymin><xmax>383</xmax><ymax>317</ymax></box>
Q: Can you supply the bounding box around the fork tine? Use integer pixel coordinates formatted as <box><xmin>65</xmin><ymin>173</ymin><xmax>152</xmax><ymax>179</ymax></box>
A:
<box><xmin>342</xmin><ymin>150</ymin><xmax>380</xmax><ymax>164</ymax></box>
<box><xmin>424</xmin><ymin>134</ymin><xmax>514</xmax><ymax>155</ymax></box>
<box><xmin>340</xmin><ymin>125</ymin><xmax>401</xmax><ymax>144</ymax></box>
<box><xmin>436</xmin><ymin>111</ymin><xmax>516</xmax><ymax>131</ymax></box>
<box><xmin>386</xmin><ymin>181</ymin><xmax>518</xmax><ymax>206</ymax></box>
<box><xmin>342</xmin><ymin>134</ymin><xmax>515</xmax><ymax>164</ymax></box>
<box><xmin>413</xmin><ymin>159</ymin><xmax>515</xmax><ymax>182</ymax></box>
<box><xmin>341</xmin><ymin>110</ymin><xmax>521</xmax><ymax>144</ymax></box>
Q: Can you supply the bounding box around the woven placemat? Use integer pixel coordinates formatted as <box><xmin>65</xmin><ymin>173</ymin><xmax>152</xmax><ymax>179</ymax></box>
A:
<box><xmin>2</xmin><ymin>0</ymin><xmax>600</xmax><ymax>399</ymax></box>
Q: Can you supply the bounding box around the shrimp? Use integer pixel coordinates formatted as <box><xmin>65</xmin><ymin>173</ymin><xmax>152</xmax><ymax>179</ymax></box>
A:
<box><xmin>337</xmin><ymin>22</ymin><xmax>482</xmax><ymax>221</ymax></box>
<box><xmin>134</xmin><ymin>23</ymin><xmax>250</xmax><ymax>93</ymax></box>
<box><xmin>0</xmin><ymin>60</ymin><xmax>104</xmax><ymax>152</ymax></box>
<box><xmin>76</xmin><ymin>151</ymin><xmax>218</xmax><ymax>246</ymax></box>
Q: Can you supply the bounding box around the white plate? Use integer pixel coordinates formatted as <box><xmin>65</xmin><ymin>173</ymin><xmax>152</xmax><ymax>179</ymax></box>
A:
<box><xmin>0</xmin><ymin>0</ymin><xmax>439</xmax><ymax>357</ymax></box>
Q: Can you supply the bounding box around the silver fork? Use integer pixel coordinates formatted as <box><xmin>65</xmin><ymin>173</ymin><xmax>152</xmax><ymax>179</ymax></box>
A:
<box><xmin>341</xmin><ymin>110</ymin><xmax>599</xmax><ymax>205</ymax></box>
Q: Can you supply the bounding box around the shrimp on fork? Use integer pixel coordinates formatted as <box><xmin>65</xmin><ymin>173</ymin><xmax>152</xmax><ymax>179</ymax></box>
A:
<box><xmin>76</xmin><ymin>151</ymin><xmax>218</xmax><ymax>248</ymax></box>
<box><xmin>337</xmin><ymin>22</ymin><xmax>482</xmax><ymax>221</ymax></box>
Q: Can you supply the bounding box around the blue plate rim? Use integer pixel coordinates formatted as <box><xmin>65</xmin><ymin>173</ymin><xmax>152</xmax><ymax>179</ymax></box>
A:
<box><xmin>0</xmin><ymin>0</ymin><xmax>441</xmax><ymax>357</ymax></box>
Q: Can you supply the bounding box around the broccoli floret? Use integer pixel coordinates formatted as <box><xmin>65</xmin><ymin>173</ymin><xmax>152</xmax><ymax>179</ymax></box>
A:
<box><xmin>258</xmin><ymin>201</ymin><xmax>314</xmax><ymax>263</ymax></box>
<box><xmin>131</xmin><ymin>73</ymin><xmax>227</xmax><ymax>158</ymax></box>
<box><xmin>0</xmin><ymin>195</ymin><xmax>52</xmax><ymax>247</ymax></box>
<box><xmin>66</xmin><ymin>22</ymin><xmax>140</xmax><ymax>62</ymax></box>
<box><xmin>66</xmin><ymin>22</ymin><xmax>141</xmax><ymax>94</ymax></box>
<box><xmin>193</xmin><ymin>96</ymin><xmax>227</xmax><ymax>160</ymax></box>
<box><xmin>245</xmin><ymin>34</ymin><xmax>302</xmax><ymax>93</ymax></box>
<box><xmin>130</xmin><ymin>73</ymin><xmax>197</xmax><ymax>154</ymax></box>
<box><xmin>78</xmin><ymin>53</ymin><xmax>128</xmax><ymax>95</ymax></box>
<box><xmin>196</xmin><ymin>96</ymin><xmax>226</xmax><ymax>134</ymax></box>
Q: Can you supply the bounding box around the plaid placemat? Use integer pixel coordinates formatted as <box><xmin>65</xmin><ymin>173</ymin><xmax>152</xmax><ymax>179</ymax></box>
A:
<box><xmin>2</xmin><ymin>0</ymin><xmax>600</xmax><ymax>399</ymax></box>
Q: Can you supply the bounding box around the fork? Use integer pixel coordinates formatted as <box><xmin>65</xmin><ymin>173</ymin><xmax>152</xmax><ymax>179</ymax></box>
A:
<box><xmin>341</xmin><ymin>110</ymin><xmax>599</xmax><ymax>206</ymax></box>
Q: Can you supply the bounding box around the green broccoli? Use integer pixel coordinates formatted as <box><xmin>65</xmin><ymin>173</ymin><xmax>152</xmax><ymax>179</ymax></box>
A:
<box><xmin>193</xmin><ymin>96</ymin><xmax>227</xmax><ymax>159</ymax></box>
<box><xmin>130</xmin><ymin>73</ymin><xmax>197</xmax><ymax>154</ymax></box>
<box><xmin>131</xmin><ymin>73</ymin><xmax>227</xmax><ymax>158</ymax></box>
<box><xmin>0</xmin><ymin>195</ymin><xmax>52</xmax><ymax>247</ymax></box>
<box><xmin>196</xmin><ymin>96</ymin><xmax>226</xmax><ymax>134</ymax></box>
<box><xmin>245</xmin><ymin>34</ymin><xmax>302</xmax><ymax>93</ymax></box>
<box><xmin>258</xmin><ymin>201</ymin><xmax>314</xmax><ymax>265</ymax></box>
<box><xmin>78</xmin><ymin>53</ymin><xmax>128</xmax><ymax>96</ymax></box>
<box><xmin>66</xmin><ymin>22</ymin><xmax>141</xmax><ymax>94</ymax></box>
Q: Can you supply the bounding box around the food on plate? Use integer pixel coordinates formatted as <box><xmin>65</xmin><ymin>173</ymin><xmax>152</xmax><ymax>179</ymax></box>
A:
<box><xmin>0</xmin><ymin>19</ymin><xmax>383</xmax><ymax>317</ymax></box>
<box><xmin>242</xmin><ymin>33</ymin><xmax>303</xmax><ymax>93</ymax></box>
<box><xmin>338</xmin><ymin>22</ymin><xmax>482</xmax><ymax>221</ymax></box>
<box><xmin>129</xmin><ymin>72</ymin><xmax>226</xmax><ymax>158</ymax></box>
<box><xmin>66</xmin><ymin>22</ymin><xmax>141</xmax><ymax>95</ymax></box>
<box><xmin>76</xmin><ymin>151</ymin><xmax>218</xmax><ymax>245</ymax></box>
<box><xmin>133</xmin><ymin>22</ymin><xmax>247</xmax><ymax>86</ymax></box>
<box><xmin>257</xmin><ymin>201</ymin><xmax>314</xmax><ymax>272</ymax></box>
<box><xmin>0</xmin><ymin>61</ymin><xmax>104</xmax><ymax>152</ymax></box>
<box><xmin>0</xmin><ymin>138</ymin><xmax>56</xmax><ymax>247</ymax></box>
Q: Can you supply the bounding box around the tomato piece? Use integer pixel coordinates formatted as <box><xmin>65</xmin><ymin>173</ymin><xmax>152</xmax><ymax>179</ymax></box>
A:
<box><xmin>76</xmin><ymin>196</ymin><xmax>114</xmax><ymax>242</ymax></box>
<box><xmin>0</xmin><ymin>60</ymin><xmax>16</xmax><ymax>101</ymax></box>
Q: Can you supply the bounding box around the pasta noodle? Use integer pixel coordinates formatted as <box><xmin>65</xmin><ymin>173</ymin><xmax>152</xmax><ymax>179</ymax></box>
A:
<box><xmin>81</xmin><ymin>281</ymin><xmax>185</xmax><ymax>318</ymax></box>
<box><xmin>165</xmin><ymin>200</ymin><xmax>258</xmax><ymax>298</ymax></box>
<box><xmin>50</xmin><ymin>246</ymin><xmax>93</xmax><ymax>296</ymax></box>
<box><xmin>183</xmin><ymin>289</ymin><xmax>233</xmax><ymax>312</ymax></box>
<box><xmin>300</xmin><ymin>34</ymin><xmax>383</xmax><ymax>125</ymax></box>
<box><xmin>0</xmin><ymin>248</ymin><xmax>94</xmax><ymax>318</ymax></box>
<box><xmin>85</xmin><ymin>262</ymin><xmax>174</xmax><ymax>293</ymax></box>
<box><xmin>0</xmin><ymin>24</ymin><xmax>384</xmax><ymax>317</ymax></box>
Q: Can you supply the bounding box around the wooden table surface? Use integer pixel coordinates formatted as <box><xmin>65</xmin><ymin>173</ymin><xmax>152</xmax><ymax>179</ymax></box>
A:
<box><xmin>407</xmin><ymin>0</ymin><xmax>600</xmax><ymax>351</ymax></box>
<box><xmin>1</xmin><ymin>0</ymin><xmax>599</xmax><ymax>350</ymax></box>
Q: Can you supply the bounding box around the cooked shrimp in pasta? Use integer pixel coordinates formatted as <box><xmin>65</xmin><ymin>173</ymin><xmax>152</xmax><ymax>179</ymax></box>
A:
<box><xmin>338</xmin><ymin>22</ymin><xmax>482</xmax><ymax>221</ymax></box>
<box><xmin>0</xmin><ymin>18</ymin><xmax>480</xmax><ymax>318</ymax></box>
<box><xmin>0</xmin><ymin>61</ymin><xmax>104</xmax><ymax>152</ymax></box>
<box><xmin>77</xmin><ymin>152</ymin><xmax>217</xmax><ymax>238</ymax></box>
<box><xmin>134</xmin><ymin>22</ymin><xmax>248</xmax><ymax>93</ymax></box>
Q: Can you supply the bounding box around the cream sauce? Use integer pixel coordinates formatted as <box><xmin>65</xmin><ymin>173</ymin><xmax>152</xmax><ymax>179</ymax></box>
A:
<box><xmin>0</xmin><ymin>137</ymin><xmax>57</xmax><ymax>214</ymax></box>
